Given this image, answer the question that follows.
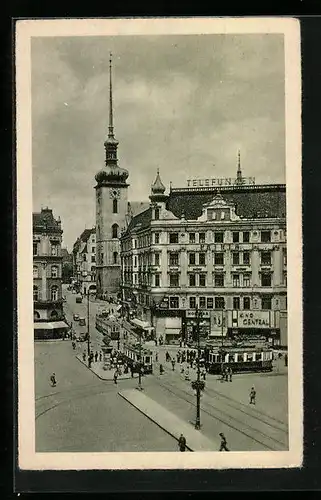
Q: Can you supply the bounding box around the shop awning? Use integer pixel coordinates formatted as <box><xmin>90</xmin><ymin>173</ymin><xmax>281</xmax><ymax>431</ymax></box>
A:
<box><xmin>130</xmin><ymin>318</ymin><xmax>153</xmax><ymax>330</ymax></box>
<box><xmin>34</xmin><ymin>321</ymin><xmax>69</xmax><ymax>330</ymax></box>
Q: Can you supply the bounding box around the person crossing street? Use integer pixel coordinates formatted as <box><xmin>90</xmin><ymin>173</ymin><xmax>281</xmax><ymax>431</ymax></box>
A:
<box><xmin>219</xmin><ymin>433</ymin><xmax>229</xmax><ymax>451</ymax></box>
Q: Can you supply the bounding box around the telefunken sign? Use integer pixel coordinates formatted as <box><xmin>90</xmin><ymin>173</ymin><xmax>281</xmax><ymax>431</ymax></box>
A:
<box><xmin>187</xmin><ymin>177</ymin><xmax>255</xmax><ymax>188</ymax></box>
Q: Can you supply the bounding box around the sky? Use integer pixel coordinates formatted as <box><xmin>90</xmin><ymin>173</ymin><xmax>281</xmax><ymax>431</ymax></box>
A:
<box><xmin>31</xmin><ymin>34</ymin><xmax>285</xmax><ymax>251</ymax></box>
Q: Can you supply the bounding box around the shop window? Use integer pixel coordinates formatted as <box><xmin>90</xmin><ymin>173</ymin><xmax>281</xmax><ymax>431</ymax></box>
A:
<box><xmin>243</xmin><ymin>297</ymin><xmax>251</xmax><ymax>310</ymax></box>
<box><xmin>233</xmin><ymin>297</ymin><xmax>240</xmax><ymax>310</ymax></box>
<box><xmin>232</xmin><ymin>253</ymin><xmax>239</xmax><ymax>265</ymax></box>
<box><xmin>214</xmin><ymin>232</ymin><xmax>224</xmax><ymax>243</ymax></box>
<box><xmin>261</xmin><ymin>295</ymin><xmax>272</xmax><ymax>310</ymax></box>
<box><xmin>113</xmin><ymin>199</ymin><xmax>118</xmax><ymax>214</ymax></box>
<box><xmin>261</xmin><ymin>230</ymin><xmax>271</xmax><ymax>243</ymax></box>
<box><xmin>189</xmin><ymin>274</ymin><xmax>196</xmax><ymax>287</ymax></box>
<box><xmin>261</xmin><ymin>251</ymin><xmax>271</xmax><ymax>265</ymax></box>
<box><xmin>33</xmin><ymin>265</ymin><xmax>39</xmax><ymax>278</ymax></box>
<box><xmin>214</xmin><ymin>252</ymin><xmax>224</xmax><ymax>265</ymax></box>
<box><xmin>169</xmin><ymin>274</ymin><xmax>179</xmax><ymax>287</ymax></box>
<box><xmin>243</xmin><ymin>252</ymin><xmax>250</xmax><ymax>265</ymax></box>
<box><xmin>189</xmin><ymin>297</ymin><xmax>196</xmax><ymax>309</ymax></box>
<box><xmin>207</xmin><ymin>297</ymin><xmax>214</xmax><ymax>309</ymax></box>
<box><xmin>199</xmin><ymin>274</ymin><xmax>206</xmax><ymax>287</ymax></box>
<box><xmin>189</xmin><ymin>233</ymin><xmax>196</xmax><ymax>244</ymax></box>
<box><xmin>169</xmin><ymin>233</ymin><xmax>179</xmax><ymax>244</ymax></box>
<box><xmin>199</xmin><ymin>296</ymin><xmax>206</xmax><ymax>309</ymax></box>
<box><xmin>215</xmin><ymin>297</ymin><xmax>225</xmax><ymax>309</ymax></box>
<box><xmin>112</xmin><ymin>224</ymin><xmax>118</xmax><ymax>239</ymax></box>
<box><xmin>243</xmin><ymin>231</ymin><xmax>250</xmax><ymax>243</ymax></box>
<box><xmin>261</xmin><ymin>273</ymin><xmax>272</xmax><ymax>287</ymax></box>
<box><xmin>233</xmin><ymin>274</ymin><xmax>240</xmax><ymax>287</ymax></box>
<box><xmin>189</xmin><ymin>253</ymin><xmax>196</xmax><ymax>265</ymax></box>
<box><xmin>214</xmin><ymin>274</ymin><xmax>224</xmax><ymax>287</ymax></box>
<box><xmin>199</xmin><ymin>232</ymin><xmax>206</xmax><ymax>244</ymax></box>
<box><xmin>155</xmin><ymin>253</ymin><xmax>160</xmax><ymax>266</ymax></box>
<box><xmin>169</xmin><ymin>296</ymin><xmax>179</xmax><ymax>309</ymax></box>
<box><xmin>233</xmin><ymin>232</ymin><xmax>239</xmax><ymax>243</ymax></box>
<box><xmin>199</xmin><ymin>253</ymin><xmax>206</xmax><ymax>265</ymax></box>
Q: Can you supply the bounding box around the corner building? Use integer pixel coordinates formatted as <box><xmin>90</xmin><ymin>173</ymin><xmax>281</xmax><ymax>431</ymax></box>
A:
<box><xmin>33</xmin><ymin>208</ymin><xmax>68</xmax><ymax>339</ymax></box>
<box><xmin>120</xmin><ymin>171</ymin><xmax>287</xmax><ymax>347</ymax></box>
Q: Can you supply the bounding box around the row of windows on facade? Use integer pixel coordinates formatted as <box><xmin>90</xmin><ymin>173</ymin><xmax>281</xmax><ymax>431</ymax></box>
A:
<box><xmin>33</xmin><ymin>285</ymin><xmax>60</xmax><ymax>301</ymax></box>
<box><xmin>98</xmin><ymin>252</ymin><xmax>119</xmax><ymax>265</ymax></box>
<box><xmin>123</xmin><ymin>249</ymin><xmax>286</xmax><ymax>268</ymax></box>
<box><xmin>82</xmin><ymin>254</ymin><xmax>96</xmax><ymax>262</ymax></box>
<box><xmin>134</xmin><ymin>294</ymin><xmax>276</xmax><ymax>311</ymax></box>
<box><xmin>123</xmin><ymin>271</ymin><xmax>286</xmax><ymax>288</ymax></box>
<box><xmin>33</xmin><ymin>265</ymin><xmax>60</xmax><ymax>278</ymax></box>
<box><xmin>33</xmin><ymin>241</ymin><xmax>60</xmax><ymax>256</ymax></box>
<box><xmin>153</xmin><ymin>207</ymin><xmax>278</xmax><ymax>223</ymax></box>
<box><xmin>76</xmin><ymin>265</ymin><xmax>96</xmax><ymax>273</ymax></box>
<box><xmin>121</xmin><ymin>230</ymin><xmax>282</xmax><ymax>251</ymax></box>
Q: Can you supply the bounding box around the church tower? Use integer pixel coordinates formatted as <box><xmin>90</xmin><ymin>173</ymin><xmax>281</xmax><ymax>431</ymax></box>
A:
<box><xmin>95</xmin><ymin>54</ymin><xmax>129</xmax><ymax>297</ymax></box>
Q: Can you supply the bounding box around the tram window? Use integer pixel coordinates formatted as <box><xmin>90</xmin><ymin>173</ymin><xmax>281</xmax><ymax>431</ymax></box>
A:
<box><xmin>252</xmin><ymin>353</ymin><xmax>256</xmax><ymax>362</ymax></box>
<box><xmin>228</xmin><ymin>354</ymin><xmax>235</xmax><ymax>363</ymax></box>
<box><xmin>257</xmin><ymin>352</ymin><xmax>263</xmax><ymax>361</ymax></box>
<box><xmin>234</xmin><ymin>354</ymin><xmax>238</xmax><ymax>362</ymax></box>
<box><xmin>145</xmin><ymin>356</ymin><xmax>150</xmax><ymax>363</ymax></box>
<box><xmin>247</xmin><ymin>353</ymin><xmax>253</xmax><ymax>362</ymax></box>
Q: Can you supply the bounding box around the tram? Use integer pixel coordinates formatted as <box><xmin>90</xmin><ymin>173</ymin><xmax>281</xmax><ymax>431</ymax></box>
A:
<box><xmin>206</xmin><ymin>346</ymin><xmax>273</xmax><ymax>374</ymax></box>
<box><xmin>118</xmin><ymin>342</ymin><xmax>153</xmax><ymax>374</ymax></box>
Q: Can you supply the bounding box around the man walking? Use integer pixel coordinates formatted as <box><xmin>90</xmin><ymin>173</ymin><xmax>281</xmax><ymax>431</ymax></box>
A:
<box><xmin>178</xmin><ymin>433</ymin><xmax>187</xmax><ymax>452</ymax></box>
<box><xmin>219</xmin><ymin>433</ymin><xmax>229</xmax><ymax>451</ymax></box>
<box><xmin>228</xmin><ymin>367</ymin><xmax>233</xmax><ymax>382</ymax></box>
<box><xmin>50</xmin><ymin>373</ymin><xmax>57</xmax><ymax>387</ymax></box>
<box><xmin>113</xmin><ymin>371</ymin><xmax>118</xmax><ymax>385</ymax></box>
<box><xmin>249</xmin><ymin>386</ymin><xmax>256</xmax><ymax>405</ymax></box>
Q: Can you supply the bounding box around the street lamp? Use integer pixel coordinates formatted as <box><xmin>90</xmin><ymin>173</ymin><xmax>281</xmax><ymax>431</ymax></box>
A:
<box><xmin>137</xmin><ymin>328</ymin><xmax>143</xmax><ymax>391</ymax></box>
<box><xmin>191</xmin><ymin>306</ymin><xmax>205</xmax><ymax>430</ymax></box>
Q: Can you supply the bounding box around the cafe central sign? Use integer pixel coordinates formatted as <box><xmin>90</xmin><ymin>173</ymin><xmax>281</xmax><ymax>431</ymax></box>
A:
<box><xmin>187</xmin><ymin>177</ymin><xmax>256</xmax><ymax>188</ymax></box>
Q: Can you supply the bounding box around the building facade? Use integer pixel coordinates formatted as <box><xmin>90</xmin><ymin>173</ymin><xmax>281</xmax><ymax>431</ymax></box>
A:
<box><xmin>120</xmin><ymin>169</ymin><xmax>287</xmax><ymax>347</ymax></box>
<box><xmin>72</xmin><ymin>228</ymin><xmax>97</xmax><ymax>294</ymax></box>
<box><xmin>33</xmin><ymin>208</ymin><xmax>68</xmax><ymax>339</ymax></box>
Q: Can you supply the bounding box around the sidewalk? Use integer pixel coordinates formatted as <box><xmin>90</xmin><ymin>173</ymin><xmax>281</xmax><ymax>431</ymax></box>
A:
<box><xmin>76</xmin><ymin>354</ymin><xmax>138</xmax><ymax>381</ymax></box>
<box><xmin>119</xmin><ymin>388</ymin><xmax>219</xmax><ymax>452</ymax></box>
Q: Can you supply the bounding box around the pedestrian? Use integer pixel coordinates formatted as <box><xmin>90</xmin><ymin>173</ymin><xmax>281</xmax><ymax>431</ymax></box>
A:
<box><xmin>249</xmin><ymin>386</ymin><xmax>256</xmax><ymax>405</ymax></box>
<box><xmin>50</xmin><ymin>373</ymin><xmax>56</xmax><ymax>387</ymax></box>
<box><xmin>99</xmin><ymin>351</ymin><xmax>102</xmax><ymax>362</ymax></box>
<box><xmin>219</xmin><ymin>433</ymin><xmax>229</xmax><ymax>451</ymax></box>
<box><xmin>185</xmin><ymin>368</ymin><xmax>190</xmax><ymax>381</ymax></box>
<box><xmin>225</xmin><ymin>368</ymin><xmax>229</xmax><ymax>382</ymax></box>
<box><xmin>82</xmin><ymin>352</ymin><xmax>86</xmax><ymax>362</ymax></box>
<box><xmin>228</xmin><ymin>367</ymin><xmax>233</xmax><ymax>382</ymax></box>
<box><xmin>95</xmin><ymin>351</ymin><xmax>98</xmax><ymax>362</ymax></box>
<box><xmin>181</xmin><ymin>363</ymin><xmax>185</xmax><ymax>374</ymax></box>
<box><xmin>159</xmin><ymin>364</ymin><xmax>164</xmax><ymax>375</ymax></box>
<box><xmin>178</xmin><ymin>433</ymin><xmax>187</xmax><ymax>451</ymax></box>
<box><xmin>155</xmin><ymin>352</ymin><xmax>158</xmax><ymax>362</ymax></box>
<box><xmin>113</xmin><ymin>371</ymin><xmax>118</xmax><ymax>384</ymax></box>
<box><xmin>130</xmin><ymin>365</ymin><xmax>134</xmax><ymax>378</ymax></box>
<box><xmin>171</xmin><ymin>359</ymin><xmax>176</xmax><ymax>371</ymax></box>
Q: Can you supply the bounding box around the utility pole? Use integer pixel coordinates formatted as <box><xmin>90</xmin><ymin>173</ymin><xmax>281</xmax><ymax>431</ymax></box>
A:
<box><xmin>87</xmin><ymin>290</ymin><xmax>90</xmax><ymax>365</ymax></box>
<box><xmin>137</xmin><ymin>329</ymin><xmax>143</xmax><ymax>390</ymax></box>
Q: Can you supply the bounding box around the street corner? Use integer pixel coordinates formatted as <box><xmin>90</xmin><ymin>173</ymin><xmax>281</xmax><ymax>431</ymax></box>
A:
<box><xmin>75</xmin><ymin>354</ymin><xmax>138</xmax><ymax>381</ymax></box>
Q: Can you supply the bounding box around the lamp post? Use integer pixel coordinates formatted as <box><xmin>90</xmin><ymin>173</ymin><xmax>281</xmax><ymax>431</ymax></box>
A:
<box><xmin>137</xmin><ymin>328</ymin><xmax>143</xmax><ymax>390</ymax></box>
<box><xmin>192</xmin><ymin>306</ymin><xmax>203</xmax><ymax>430</ymax></box>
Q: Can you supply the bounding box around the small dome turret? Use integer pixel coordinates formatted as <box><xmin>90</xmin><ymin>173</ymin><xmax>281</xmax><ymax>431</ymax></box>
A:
<box><xmin>151</xmin><ymin>169</ymin><xmax>166</xmax><ymax>194</ymax></box>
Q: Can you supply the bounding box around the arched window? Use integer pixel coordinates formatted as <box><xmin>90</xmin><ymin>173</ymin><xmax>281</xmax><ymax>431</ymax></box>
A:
<box><xmin>33</xmin><ymin>285</ymin><xmax>39</xmax><ymax>301</ymax></box>
<box><xmin>51</xmin><ymin>265</ymin><xmax>58</xmax><ymax>278</ymax></box>
<box><xmin>51</xmin><ymin>285</ymin><xmax>58</xmax><ymax>301</ymax></box>
<box><xmin>33</xmin><ymin>265</ymin><xmax>39</xmax><ymax>278</ymax></box>
<box><xmin>50</xmin><ymin>310</ymin><xmax>58</xmax><ymax>318</ymax></box>
<box><xmin>112</xmin><ymin>223</ymin><xmax>118</xmax><ymax>239</ymax></box>
<box><xmin>113</xmin><ymin>199</ymin><xmax>118</xmax><ymax>214</ymax></box>
<box><xmin>113</xmin><ymin>251</ymin><xmax>118</xmax><ymax>264</ymax></box>
<box><xmin>34</xmin><ymin>310</ymin><xmax>40</xmax><ymax>320</ymax></box>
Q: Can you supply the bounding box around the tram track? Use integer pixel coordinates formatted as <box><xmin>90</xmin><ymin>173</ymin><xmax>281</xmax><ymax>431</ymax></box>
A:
<box><xmin>153</xmin><ymin>375</ymin><xmax>288</xmax><ymax>451</ymax></box>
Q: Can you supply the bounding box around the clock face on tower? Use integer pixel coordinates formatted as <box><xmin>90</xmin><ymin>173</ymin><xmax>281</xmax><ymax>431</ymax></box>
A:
<box><xmin>109</xmin><ymin>188</ymin><xmax>120</xmax><ymax>199</ymax></box>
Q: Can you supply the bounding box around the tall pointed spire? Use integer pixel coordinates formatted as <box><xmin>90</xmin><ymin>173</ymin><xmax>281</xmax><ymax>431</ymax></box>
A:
<box><xmin>108</xmin><ymin>52</ymin><xmax>114</xmax><ymax>139</ymax></box>
<box><xmin>236</xmin><ymin>149</ymin><xmax>243</xmax><ymax>185</ymax></box>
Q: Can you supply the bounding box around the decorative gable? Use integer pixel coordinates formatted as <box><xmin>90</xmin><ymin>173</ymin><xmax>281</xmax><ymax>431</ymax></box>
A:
<box><xmin>197</xmin><ymin>193</ymin><xmax>241</xmax><ymax>222</ymax></box>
